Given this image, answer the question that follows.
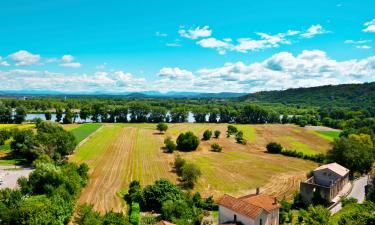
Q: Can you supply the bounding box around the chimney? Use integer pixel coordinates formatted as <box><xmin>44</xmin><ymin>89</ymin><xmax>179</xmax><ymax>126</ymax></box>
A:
<box><xmin>256</xmin><ymin>187</ymin><xmax>260</xmax><ymax>195</ymax></box>
<box><xmin>273</xmin><ymin>197</ymin><xmax>277</xmax><ymax>205</ymax></box>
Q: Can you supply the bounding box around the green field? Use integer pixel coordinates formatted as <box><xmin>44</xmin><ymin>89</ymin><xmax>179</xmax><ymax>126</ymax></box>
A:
<box><xmin>315</xmin><ymin>130</ymin><xmax>341</xmax><ymax>141</ymax></box>
<box><xmin>70</xmin><ymin>123</ymin><xmax>102</xmax><ymax>143</ymax></box>
<box><xmin>234</xmin><ymin>124</ymin><xmax>257</xmax><ymax>141</ymax></box>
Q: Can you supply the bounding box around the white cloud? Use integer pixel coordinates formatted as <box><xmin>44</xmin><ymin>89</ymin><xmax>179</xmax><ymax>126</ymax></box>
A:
<box><xmin>197</xmin><ymin>38</ymin><xmax>232</xmax><ymax>54</ymax></box>
<box><xmin>62</xmin><ymin>55</ymin><xmax>74</xmax><ymax>63</ymax></box>
<box><xmin>344</xmin><ymin>40</ymin><xmax>372</xmax><ymax>49</ymax></box>
<box><xmin>157</xmin><ymin>67</ymin><xmax>193</xmax><ymax>79</ymax></box>
<box><xmin>363</xmin><ymin>19</ymin><xmax>375</xmax><ymax>33</ymax></box>
<box><xmin>59</xmin><ymin>62</ymin><xmax>82</xmax><ymax>68</ymax></box>
<box><xmin>9</xmin><ymin>50</ymin><xmax>40</xmax><ymax>66</ymax></box>
<box><xmin>179</xmin><ymin>26</ymin><xmax>212</xmax><ymax>39</ymax></box>
<box><xmin>155</xmin><ymin>31</ymin><xmax>168</xmax><ymax>37</ymax></box>
<box><xmin>0</xmin><ymin>56</ymin><xmax>10</xmax><ymax>66</ymax></box>
<box><xmin>300</xmin><ymin>24</ymin><xmax>328</xmax><ymax>38</ymax></box>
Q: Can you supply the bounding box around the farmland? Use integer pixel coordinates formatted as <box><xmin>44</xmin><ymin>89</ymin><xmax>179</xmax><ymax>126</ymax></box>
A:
<box><xmin>71</xmin><ymin>123</ymin><xmax>334</xmax><ymax>213</ymax></box>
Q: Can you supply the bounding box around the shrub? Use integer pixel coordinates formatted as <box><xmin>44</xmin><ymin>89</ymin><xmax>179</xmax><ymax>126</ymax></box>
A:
<box><xmin>174</xmin><ymin>156</ymin><xmax>186</xmax><ymax>176</ymax></box>
<box><xmin>156</xmin><ymin>123</ymin><xmax>168</xmax><ymax>133</ymax></box>
<box><xmin>202</xmin><ymin>130</ymin><xmax>212</xmax><ymax>140</ymax></box>
<box><xmin>341</xmin><ymin>197</ymin><xmax>358</xmax><ymax>207</ymax></box>
<box><xmin>129</xmin><ymin>202</ymin><xmax>140</xmax><ymax>225</ymax></box>
<box><xmin>181</xmin><ymin>163</ymin><xmax>202</xmax><ymax>189</ymax></box>
<box><xmin>211</xmin><ymin>143</ymin><xmax>222</xmax><ymax>152</ymax></box>
<box><xmin>164</xmin><ymin>137</ymin><xmax>176</xmax><ymax>153</ymax></box>
<box><xmin>176</xmin><ymin>132</ymin><xmax>200</xmax><ymax>151</ymax></box>
<box><xmin>227</xmin><ymin>125</ymin><xmax>238</xmax><ymax>137</ymax></box>
<box><xmin>214</xmin><ymin>130</ymin><xmax>221</xmax><ymax>138</ymax></box>
<box><xmin>266</xmin><ymin>142</ymin><xmax>283</xmax><ymax>153</ymax></box>
<box><xmin>235</xmin><ymin>131</ymin><xmax>246</xmax><ymax>144</ymax></box>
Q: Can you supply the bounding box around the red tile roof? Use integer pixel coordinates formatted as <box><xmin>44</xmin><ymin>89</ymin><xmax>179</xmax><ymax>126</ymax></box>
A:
<box><xmin>156</xmin><ymin>220</ymin><xmax>176</xmax><ymax>225</ymax></box>
<box><xmin>218</xmin><ymin>193</ymin><xmax>280</xmax><ymax>219</ymax></box>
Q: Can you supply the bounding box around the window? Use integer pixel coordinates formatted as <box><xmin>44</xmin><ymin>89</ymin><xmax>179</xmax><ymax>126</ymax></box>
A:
<box><xmin>233</xmin><ymin>214</ymin><xmax>237</xmax><ymax>223</ymax></box>
<box><xmin>260</xmin><ymin>218</ymin><xmax>263</xmax><ymax>225</ymax></box>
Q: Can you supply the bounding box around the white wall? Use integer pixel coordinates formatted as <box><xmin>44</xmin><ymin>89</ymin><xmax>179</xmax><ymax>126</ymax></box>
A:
<box><xmin>219</xmin><ymin>205</ymin><xmax>254</xmax><ymax>225</ymax></box>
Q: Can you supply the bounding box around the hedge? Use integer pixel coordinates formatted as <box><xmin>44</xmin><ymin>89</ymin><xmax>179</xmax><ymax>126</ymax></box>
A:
<box><xmin>281</xmin><ymin>149</ymin><xmax>326</xmax><ymax>163</ymax></box>
<box><xmin>129</xmin><ymin>202</ymin><xmax>140</xmax><ymax>225</ymax></box>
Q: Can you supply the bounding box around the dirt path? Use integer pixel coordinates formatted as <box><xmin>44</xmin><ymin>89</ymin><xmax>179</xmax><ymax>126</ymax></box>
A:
<box><xmin>77</xmin><ymin>127</ymin><xmax>136</xmax><ymax>213</ymax></box>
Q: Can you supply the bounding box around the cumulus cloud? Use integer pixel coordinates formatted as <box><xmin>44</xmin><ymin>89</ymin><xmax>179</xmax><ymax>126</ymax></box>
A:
<box><xmin>363</xmin><ymin>19</ymin><xmax>375</xmax><ymax>33</ymax></box>
<box><xmin>0</xmin><ymin>57</ymin><xmax>10</xmax><ymax>66</ymax></box>
<box><xmin>62</xmin><ymin>55</ymin><xmax>74</xmax><ymax>63</ymax></box>
<box><xmin>179</xmin><ymin>26</ymin><xmax>212</xmax><ymax>39</ymax></box>
<box><xmin>9</xmin><ymin>50</ymin><xmax>40</xmax><ymax>66</ymax></box>
<box><xmin>157</xmin><ymin>67</ymin><xmax>193</xmax><ymax>79</ymax></box>
<box><xmin>59</xmin><ymin>62</ymin><xmax>82</xmax><ymax>68</ymax></box>
<box><xmin>189</xmin><ymin>25</ymin><xmax>327</xmax><ymax>54</ymax></box>
<box><xmin>300</xmin><ymin>24</ymin><xmax>328</xmax><ymax>38</ymax></box>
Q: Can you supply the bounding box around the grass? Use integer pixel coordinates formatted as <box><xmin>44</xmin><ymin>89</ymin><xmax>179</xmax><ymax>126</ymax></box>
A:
<box><xmin>234</xmin><ymin>124</ymin><xmax>257</xmax><ymax>141</ymax></box>
<box><xmin>71</xmin><ymin>124</ymin><xmax>122</xmax><ymax>165</ymax></box>
<box><xmin>280</xmin><ymin>136</ymin><xmax>318</xmax><ymax>155</ymax></box>
<box><xmin>70</xmin><ymin>123</ymin><xmax>102</xmax><ymax>143</ymax></box>
<box><xmin>315</xmin><ymin>130</ymin><xmax>341</xmax><ymax>142</ymax></box>
<box><xmin>72</xmin><ymin>123</ymin><xmax>327</xmax><ymax>212</ymax></box>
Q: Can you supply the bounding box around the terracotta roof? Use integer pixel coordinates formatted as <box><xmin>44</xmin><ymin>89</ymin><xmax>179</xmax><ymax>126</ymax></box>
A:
<box><xmin>218</xmin><ymin>193</ymin><xmax>280</xmax><ymax>219</ymax></box>
<box><xmin>314</xmin><ymin>163</ymin><xmax>349</xmax><ymax>177</ymax></box>
<box><xmin>156</xmin><ymin>220</ymin><xmax>176</xmax><ymax>225</ymax></box>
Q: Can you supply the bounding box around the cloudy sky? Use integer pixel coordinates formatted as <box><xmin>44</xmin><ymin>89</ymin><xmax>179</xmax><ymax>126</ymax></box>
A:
<box><xmin>0</xmin><ymin>0</ymin><xmax>375</xmax><ymax>93</ymax></box>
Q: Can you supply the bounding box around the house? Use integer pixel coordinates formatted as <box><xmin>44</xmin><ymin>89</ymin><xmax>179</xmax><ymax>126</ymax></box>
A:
<box><xmin>156</xmin><ymin>221</ymin><xmax>176</xmax><ymax>225</ymax></box>
<box><xmin>217</xmin><ymin>189</ymin><xmax>280</xmax><ymax>225</ymax></box>
<box><xmin>300</xmin><ymin>162</ymin><xmax>349</xmax><ymax>205</ymax></box>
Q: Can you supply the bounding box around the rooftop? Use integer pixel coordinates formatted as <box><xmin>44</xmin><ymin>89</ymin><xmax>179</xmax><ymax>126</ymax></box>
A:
<box><xmin>314</xmin><ymin>162</ymin><xmax>349</xmax><ymax>177</ymax></box>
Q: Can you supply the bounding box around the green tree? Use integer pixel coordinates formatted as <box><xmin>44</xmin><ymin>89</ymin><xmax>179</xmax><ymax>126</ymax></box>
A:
<box><xmin>211</xmin><ymin>143</ymin><xmax>222</xmax><ymax>152</ymax></box>
<box><xmin>176</xmin><ymin>132</ymin><xmax>200</xmax><ymax>151</ymax></box>
<box><xmin>63</xmin><ymin>108</ymin><xmax>73</xmax><ymax>124</ymax></box>
<box><xmin>79</xmin><ymin>106</ymin><xmax>91</xmax><ymax>122</ymax></box>
<box><xmin>202</xmin><ymin>130</ymin><xmax>212</xmax><ymax>140</ymax></box>
<box><xmin>214</xmin><ymin>130</ymin><xmax>221</xmax><ymax>138</ymax></box>
<box><xmin>181</xmin><ymin>163</ymin><xmax>202</xmax><ymax>188</ymax></box>
<box><xmin>235</xmin><ymin>131</ymin><xmax>246</xmax><ymax>144</ymax></box>
<box><xmin>174</xmin><ymin>156</ymin><xmax>186</xmax><ymax>176</ymax></box>
<box><xmin>44</xmin><ymin>111</ymin><xmax>52</xmax><ymax>121</ymax></box>
<box><xmin>14</xmin><ymin>107</ymin><xmax>27</xmax><ymax>124</ymax></box>
<box><xmin>227</xmin><ymin>125</ymin><xmax>238</xmax><ymax>137</ymax></box>
<box><xmin>157</xmin><ymin>123</ymin><xmax>168</xmax><ymax>133</ymax></box>
<box><xmin>164</xmin><ymin>137</ymin><xmax>176</xmax><ymax>153</ymax></box>
<box><xmin>55</xmin><ymin>108</ymin><xmax>63</xmax><ymax>123</ymax></box>
<box><xmin>10</xmin><ymin>129</ymin><xmax>38</xmax><ymax>161</ymax></box>
<box><xmin>266</xmin><ymin>142</ymin><xmax>283</xmax><ymax>153</ymax></box>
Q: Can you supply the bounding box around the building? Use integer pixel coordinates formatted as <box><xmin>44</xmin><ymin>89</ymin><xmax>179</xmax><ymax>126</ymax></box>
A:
<box><xmin>300</xmin><ymin>162</ymin><xmax>349</xmax><ymax>205</ymax></box>
<box><xmin>217</xmin><ymin>189</ymin><xmax>280</xmax><ymax>225</ymax></box>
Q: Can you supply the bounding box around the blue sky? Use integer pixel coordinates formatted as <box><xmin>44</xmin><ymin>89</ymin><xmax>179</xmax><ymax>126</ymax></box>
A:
<box><xmin>0</xmin><ymin>0</ymin><xmax>375</xmax><ymax>93</ymax></box>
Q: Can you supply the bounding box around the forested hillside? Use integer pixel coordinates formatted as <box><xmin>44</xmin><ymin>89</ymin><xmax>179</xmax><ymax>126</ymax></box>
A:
<box><xmin>241</xmin><ymin>82</ymin><xmax>375</xmax><ymax>109</ymax></box>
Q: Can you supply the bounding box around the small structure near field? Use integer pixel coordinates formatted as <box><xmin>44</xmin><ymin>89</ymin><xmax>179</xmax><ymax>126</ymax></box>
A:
<box><xmin>217</xmin><ymin>189</ymin><xmax>280</xmax><ymax>225</ymax></box>
<box><xmin>300</xmin><ymin>162</ymin><xmax>349</xmax><ymax>205</ymax></box>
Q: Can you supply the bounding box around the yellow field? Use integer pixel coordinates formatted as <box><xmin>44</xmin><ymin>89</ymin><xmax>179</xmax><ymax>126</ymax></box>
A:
<box><xmin>71</xmin><ymin>123</ymin><xmax>332</xmax><ymax>212</ymax></box>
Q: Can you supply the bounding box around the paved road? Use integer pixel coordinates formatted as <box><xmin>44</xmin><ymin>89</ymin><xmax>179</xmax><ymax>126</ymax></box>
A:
<box><xmin>0</xmin><ymin>165</ymin><xmax>33</xmax><ymax>189</ymax></box>
<box><xmin>330</xmin><ymin>176</ymin><xmax>369</xmax><ymax>214</ymax></box>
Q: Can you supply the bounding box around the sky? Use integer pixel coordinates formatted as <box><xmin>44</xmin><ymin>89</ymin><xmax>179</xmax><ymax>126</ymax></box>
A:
<box><xmin>0</xmin><ymin>0</ymin><xmax>375</xmax><ymax>94</ymax></box>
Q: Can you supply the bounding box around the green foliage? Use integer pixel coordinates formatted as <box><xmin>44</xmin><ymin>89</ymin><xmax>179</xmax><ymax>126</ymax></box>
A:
<box><xmin>75</xmin><ymin>204</ymin><xmax>130</xmax><ymax>225</ymax></box>
<box><xmin>44</xmin><ymin>111</ymin><xmax>52</xmax><ymax>121</ymax></box>
<box><xmin>181</xmin><ymin>163</ymin><xmax>202</xmax><ymax>189</ymax></box>
<box><xmin>235</xmin><ymin>131</ymin><xmax>246</xmax><ymax>144</ymax></box>
<box><xmin>214</xmin><ymin>130</ymin><xmax>221</xmax><ymax>138</ymax></box>
<box><xmin>332</xmin><ymin>201</ymin><xmax>375</xmax><ymax>225</ymax></box>
<box><xmin>124</xmin><ymin>181</ymin><xmax>143</xmax><ymax>204</ymax></box>
<box><xmin>281</xmin><ymin>149</ymin><xmax>326</xmax><ymax>163</ymax></box>
<box><xmin>0</xmin><ymin>129</ymin><xmax>11</xmax><ymax>145</ymax></box>
<box><xmin>340</xmin><ymin>197</ymin><xmax>358</xmax><ymax>207</ymax></box>
<box><xmin>10</xmin><ymin>129</ymin><xmax>38</xmax><ymax>161</ymax></box>
<box><xmin>227</xmin><ymin>125</ymin><xmax>238</xmax><ymax>137</ymax></box>
<box><xmin>174</xmin><ymin>156</ymin><xmax>186</xmax><ymax>176</ymax></box>
<box><xmin>327</xmin><ymin>134</ymin><xmax>375</xmax><ymax>173</ymax></box>
<box><xmin>164</xmin><ymin>137</ymin><xmax>176</xmax><ymax>153</ymax></box>
<box><xmin>211</xmin><ymin>143</ymin><xmax>222</xmax><ymax>152</ymax></box>
<box><xmin>14</xmin><ymin>107</ymin><xmax>27</xmax><ymax>124</ymax></box>
<box><xmin>266</xmin><ymin>142</ymin><xmax>283</xmax><ymax>153</ymax></box>
<box><xmin>156</xmin><ymin>123</ymin><xmax>168</xmax><ymax>133</ymax></box>
<box><xmin>63</xmin><ymin>108</ymin><xmax>73</xmax><ymax>124</ymax></box>
<box><xmin>129</xmin><ymin>203</ymin><xmax>140</xmax><ymax>225</ymax></box>
<box><xmin>202</xmin><ymin>129</ymin><xmax>212</xmax><ymax>140</ymax></box>
<box><xmin>298</xmin><ymin>205</ymin><xmax>331</xmax><ymax>225</ymax></box>
<box><xmin>141</xmin><ymin>179</ymin><xmax>183</xmax><ymax>212</ymax></box>
<box><xmin>176</xmin><ymin>131</ymin><xmax>200</xmax><ymax>151</ymax></box>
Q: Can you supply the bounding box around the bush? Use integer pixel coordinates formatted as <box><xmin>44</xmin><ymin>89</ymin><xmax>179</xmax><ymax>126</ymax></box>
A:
<box><xmin>0</xmin><ymin>129</ymin><xmax>11</xmax><ymax>145</ymax></box>
<box><xmin>227</xmin><ymin>125</ymin><xmax>238</xmax><ymax>137</ymax></box>
<box><xmin>176</xmin><ymin>131</ymin><xmax>200</xmax><ymax>151</ymax></box>
<box><xmin>266</xmin><ymin>142</ymin><xmax>283</xmax><ymax>153</ymax></box>
<box><xmin>211</xmin><ymin>143</ymin><xmax>222</xmax><ymax>152</ymax></box>
<box><xmin>129</xmin><ymin>202</ymin><xmax>140</xmax><ymax>225</ymax></box>
<box><xmin>164</xmin><ymin>137</ymin><xmax>176</xmax><ymax>153</ymax></box>
<box><xmin>235</xmin><ymin>131</ymin><xmax>246</xmax><ymax>144</ymax></box>
<box><xmin>174</xmin><ymin>156</ymin><xmax>186</xmax><ymax>176</ymax></box>
<box><xmin>202</xmin><ymin>130</ymin><xmax>212</xmax><ymax>140</ymax></box>
<box><xmin>341</xmin><ymin>197</ymin><xmax>358</xmax><ymax>207</ymax></box>
<box><xmin>214</xmin><ymin>130</ymin><xmax>221</xmax><ymax>138</ymax></box>
<box><xmin>280</xmin><ymin>149</ymin><xmax>326</xmax><ymax>163</ymax></box>
<box><xmin>156</xmin><ymin>123</ymin><xmax>168</xmax><ymax>133</ymax></box>
<box><xmin>181</xmin><ymin>163</ymin><xmax>201</xmax><ymax>189</ymax></box>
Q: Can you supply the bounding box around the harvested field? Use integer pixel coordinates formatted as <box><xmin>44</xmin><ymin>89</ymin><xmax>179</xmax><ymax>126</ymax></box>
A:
<box><xmin>72</xmin><ymin>123</ymin><xmax>333</xmax><ymax>212</ymax></box>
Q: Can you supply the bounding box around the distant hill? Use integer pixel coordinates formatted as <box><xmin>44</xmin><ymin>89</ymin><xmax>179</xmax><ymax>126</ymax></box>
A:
<box><xmin>239</xmin><ymin>82</ymin><xmax>375</xmax><ymax>108</ymax></box>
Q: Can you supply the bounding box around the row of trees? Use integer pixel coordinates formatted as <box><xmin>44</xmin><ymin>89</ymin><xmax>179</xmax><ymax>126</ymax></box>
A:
<box><xmin>0</xmin><ymin>106</ymin><xmax>27</xmax><ymax>124</ymax></box>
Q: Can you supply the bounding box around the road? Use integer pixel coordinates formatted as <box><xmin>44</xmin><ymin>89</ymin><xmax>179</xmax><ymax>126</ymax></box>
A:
<box><xmin>0</xmin><ymin>165</ymin><xmax>33</xmax><ymax>189</ymax></box>
<box><xmin>330</xmin><ymin>176</ymin><xmax>369</xmax><ymax>214</ymax></box>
